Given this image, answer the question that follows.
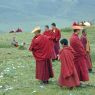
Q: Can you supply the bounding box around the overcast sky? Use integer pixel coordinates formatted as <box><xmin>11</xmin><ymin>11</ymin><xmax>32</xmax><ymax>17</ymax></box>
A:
<box><xmin>0</xmin><ymin>0</ymin><xmax>95</xmax><ymax>32</ymax></box>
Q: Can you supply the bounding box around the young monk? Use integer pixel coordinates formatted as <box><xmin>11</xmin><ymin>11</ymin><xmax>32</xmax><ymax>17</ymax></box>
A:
<box><xmin>43</xmin><ymin>25</ymin><xmax>57</xmax><ymax>60</ymax></box>
<box><xmin>70</xmin><ymin>25</ymin><xmax>89</xmax><ymax>82</ymax></box>
<box><xmin>29</xmin><ymin>27</ymin><xmax>54</xmax><ymax>84</ymax></box>
<box><xmin>80</xmin><ymin>29</ymin><xmax>92</xmax><ymax>72</ymax></box>
<box><xmin>58</xmin><ymin>39</ymin><xmax>80</xmax><ymax>89</ymax></box>
<box><xmin>51</xmin><ymin>23</ymin><xmax>61</xmax><ymax>58</ymax></box>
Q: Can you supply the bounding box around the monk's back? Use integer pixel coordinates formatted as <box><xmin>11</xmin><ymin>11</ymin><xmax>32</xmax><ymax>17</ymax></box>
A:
<box><xmin>33</xmin><ymin>34</ymin><xmax>52</xmax><ymax>60</ymax></box>
<box><xmin>60</xmin><ymin>47</ymin><xmax>75</xmax><ymax>67</ymax></box>
<box><xmin>70</xmin><ymin>33</ymin><xmax>86</xmax><ymax>57</ymax></box>
<box><xmin>70</xmin><ymin>33</ymin><xmax>89</xmax><ymax>81</ymax></box>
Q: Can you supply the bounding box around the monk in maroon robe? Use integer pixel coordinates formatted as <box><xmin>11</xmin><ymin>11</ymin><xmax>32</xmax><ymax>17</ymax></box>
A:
<box><xmin>58</xmin><ymin>39</ymin><xmax>80</xmax><ymax>89</ymax></box>
<box><xmin>70</xmin><ymin>25</ymin><xmax>89</xmax><ymax>82</ymax></box>
<box><xmin>43</xmin><ymin>25</ymin><xmax>57</xmax><ymax>60</ymax></box>
<box><xmin>80</xmin><ymin>29</ymin><xmax>92</xmax><ymax>72</ymax></box>
<box><xmin>51</xmin><ymin>23</ymin><xmax>61</xmax><ymax>58</ymax></box>
<box><xmin>29</xmin><ymin>27</ymin><xmax>54</xmax><ymax>84</ymax></box>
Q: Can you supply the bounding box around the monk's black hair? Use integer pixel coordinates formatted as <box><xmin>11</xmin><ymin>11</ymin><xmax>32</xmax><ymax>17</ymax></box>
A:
<box><xmin>45</xmin><ymin>25</ymin><xmax>49</xmax><ymax>29</ymax></box>
<box><xmin>51</xmin><ymin>23</ymin><xmax>56</xmax><ymax>27</ymax></box>
<box><xmin>60</xmin><ymin>39</ymin><xmax>68</xmax><ymax>45</ymax></box>
<box><xmin>73</xmin><ymin>29</ymin><xmax>78</xmax><ymax>32</ymax></box>
<box><xmin>82</xmin><ymin>29</ymin><xmax>86</xmax><ymax>33</ymax></box>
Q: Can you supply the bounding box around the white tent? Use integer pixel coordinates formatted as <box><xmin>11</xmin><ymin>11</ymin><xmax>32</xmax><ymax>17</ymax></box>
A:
<box><xmin>84</xmin><ymin>22</ymin><xmax>91</xmax><ymax>27</ymax></box>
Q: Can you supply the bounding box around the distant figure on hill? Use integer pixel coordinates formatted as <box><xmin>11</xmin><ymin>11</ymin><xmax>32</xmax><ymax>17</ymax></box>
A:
<box><xmin>9</xmin><ymin>29</ymin><xmax>15</xmax><ymax>33</ymax></box>
<box><xmin>16</xmin><ymin>28</ymin><xmax>22</xmax><ymax>33</ymax></box>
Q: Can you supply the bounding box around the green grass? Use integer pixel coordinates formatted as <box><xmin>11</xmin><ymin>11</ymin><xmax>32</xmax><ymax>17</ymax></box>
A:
<box><xmin>0</xmin><ymin>27</ymin><xmax>95</xmax><ymax>95</ymax></box>
<box><xmin>61</xmin><ymin>27</ymin><xmax>72</xmax><ymax>33</ymax></box>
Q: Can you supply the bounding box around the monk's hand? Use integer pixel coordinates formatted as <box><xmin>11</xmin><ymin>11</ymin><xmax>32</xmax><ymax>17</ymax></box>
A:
<box><xmin>56</xmin><ymin>38</ymin><xmax>59</xmax><ymax>42</ymax></box>
<box><xmin>86</xmin><ymin>51</ymin><xmax>89</xmax><ymax>54</ymax></box>
<box><xmin>57</xmin><ymin>55</ymin><xmax>60</xmax><ymax>61</ymax></box>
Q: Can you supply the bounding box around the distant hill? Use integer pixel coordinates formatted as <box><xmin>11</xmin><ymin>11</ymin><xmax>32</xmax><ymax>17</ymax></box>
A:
<box><xmin>0</xmin><ymin>0</ymin><xmax>95</xmax><ymax>32</ymax></box>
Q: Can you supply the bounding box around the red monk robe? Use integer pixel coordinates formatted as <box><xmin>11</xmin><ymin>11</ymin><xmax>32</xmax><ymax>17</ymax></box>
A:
<box><xmin>52</xmin><ymin>28</ymin><xmax>61</xmax><ymax>56</ymax></box>
<box><xmin>58</xmin><ymin>46</ymin><xmax>80</xmax><ymax>87</ymax></box>
<box><xmin>70</xmin><ymin>33</ymin><xmax>89</xmax><ymax>81</ymax></box>
<box><xmin>80</xmin><ymin>34</ymin><xmax>92</xmax><ymax>71</ymax></box>
<box><xmin>29</xmin><ymin>34</ymin><xmax>54</xmax><ymax>81</ymax></box>
<box><xmin>43</xmin><ymin>30</ymin><xmax>57</xmax><ymax>60</ymax></box>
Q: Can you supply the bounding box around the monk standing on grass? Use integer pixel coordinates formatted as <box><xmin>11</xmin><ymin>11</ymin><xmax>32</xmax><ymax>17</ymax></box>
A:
<box><xmin>70</xmin><ymin>25</ymin><xmax>89</xmax><ymax>82</ymax></box>
<box><xmin>80</xmin><ymin>29</ymin><xmax>92</xmax><ymax>72</ymax></box>
<box><xmin>29</xmin><ymin>27</ymin><xmax>54</xmax><ymax>84</ymax></box>
<box><xmin>43</xmin><ymin>25</ymin><xmax>57</xmax><ymax>60</ymax></box>
<box><xmin>51</xmin><ymin>23</ymin><xmax>61</xmax><ymax>59</ymax></box>
<box><xmin>58</xmin><ymin>39</ymin><xmax>80</xmax><ymax>89</ymax></box>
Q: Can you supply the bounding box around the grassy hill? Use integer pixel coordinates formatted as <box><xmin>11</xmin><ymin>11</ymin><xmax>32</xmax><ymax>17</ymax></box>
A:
<box><xmin>0</xmin><ymin>27</ymin><xmax>95</xmax><ymax>95</ymax></box>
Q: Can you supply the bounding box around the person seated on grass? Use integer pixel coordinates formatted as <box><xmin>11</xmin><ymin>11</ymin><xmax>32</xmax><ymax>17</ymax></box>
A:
<box><xmin>58</xmin><ymin>39</ymin><xmax>80</xmax><ymax>89</ymax></box>
<box><xmin>11</xmin><ymin>37</ymin><xmax>18</xmax><ymax>47</ymax></box>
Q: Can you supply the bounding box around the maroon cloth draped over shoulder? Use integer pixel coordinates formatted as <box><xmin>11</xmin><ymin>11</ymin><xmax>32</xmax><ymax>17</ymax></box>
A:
<box><xmin>70</xmin><ymin>33</ymin><xmax>89</xmax><ymax>81</ymax></box>
<box><xmin>52</xmin><ymin>28</ymin><xmax>61</xmax><ymax>56</ymax></box>
<box><xmin>80</xmin><ymin>35</ymin><xmax>92</xmax><ymax>70</ymax></box>
<box><xmin>29</xmin><ymin>34</ymin><xmax>52</xmax><ymax>60</ymax></box>
<box><xmin>43</xmin><ymin>30</ymin><xmax>57</xmax><ymax>59</ymax></box>
<box><xmin>29</xmin><ymin>34</ymin><xmax>54</xmax><ymax>81</ymax></box>
<box><xmin>80</xmin><ymin>35</ymin><xmax>87</xmax><ymax>49</ymax></box>
<box><xmin>58</xmin><ymin>47</ymin><xmax>80</xmax><ymax>87</ymax></box>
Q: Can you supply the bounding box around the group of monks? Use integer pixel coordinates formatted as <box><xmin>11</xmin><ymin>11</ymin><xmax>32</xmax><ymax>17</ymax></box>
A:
<box><xmin>29</xmin><ymin>23</ymin><xmax>92</xmax><ymax>89</ymax></box>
